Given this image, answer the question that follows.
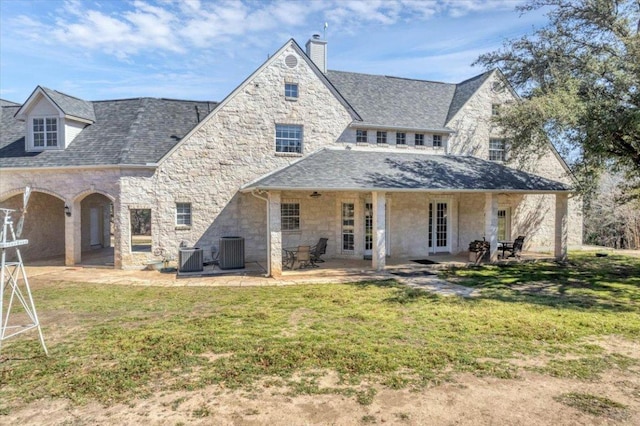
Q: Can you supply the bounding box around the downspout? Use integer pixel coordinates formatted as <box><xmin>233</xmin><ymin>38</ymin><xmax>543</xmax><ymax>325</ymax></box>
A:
<box><xmin>250</xmin><ymin>189</ymin><xmax>270</xmax><ymax>277</ymax></box>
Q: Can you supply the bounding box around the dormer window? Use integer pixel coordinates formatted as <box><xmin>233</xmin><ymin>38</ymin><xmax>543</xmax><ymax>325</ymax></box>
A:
<box><xmin>33</xmin><ymin>117</ymin><xmax>58</xmax><ymax>148</ymax></box>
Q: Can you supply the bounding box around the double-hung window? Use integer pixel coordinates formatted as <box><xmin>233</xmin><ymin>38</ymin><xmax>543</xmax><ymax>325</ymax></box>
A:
<box><xmin>281</xmin><ymin>202</ymin><xmax>300</xmax><ymax>231</ymax></box>
<box><xmin>376</xmin><ymin>131</ymin><xmax>387</xmax><ymax>144</ymax></box>
<box><xmin>432</xmin><ymin>134</ymin><xmax>442</xmax><ymax>147</ymax></box>
<box><xmin>285</xmin><ymin>83</ymin><xmax>298</xmax><ymax>98</ymax></box>
<box><xmin>356</xmin><ymin>129</ymin><xmax>368</xmax><ymax>143</ymax></box>
<box><xmin>176</xmin><ymin>203</ymin><xmax>192</xmax><ymax>226</ymax></box>
<box><xmin>415</xmin><ymin>133</ymin><xmax>424</xmax><ymax>146</ymax></box>
<box><xmin>275</xmin><ymin>124</ymin><xmax>303</xmax><ymax>153</ymax></box>
<box><xmin>489</xmin><ymin>138</ymin><xmax>506</xmax><ymax>161</ymax></box>
<box><xmin>33</xmin><ymin>117</ymin><xmax>58</xmax><ymax>148</ymax></box>
<box><xmin>396</xmin><ymin>132</ymin><xmax>406</xmax><ymax>145</ymax></box>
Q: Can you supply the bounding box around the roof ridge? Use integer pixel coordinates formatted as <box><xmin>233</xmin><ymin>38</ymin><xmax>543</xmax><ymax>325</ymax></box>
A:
<box><xmin>40</xmin><ymin>86</ymin><xmax>89</xmax><ymax>103</ymax></box>
<box><xmin>328</xmin><ymin>69</ymin><xmax>454</xmax><ymax>85</ymax></box>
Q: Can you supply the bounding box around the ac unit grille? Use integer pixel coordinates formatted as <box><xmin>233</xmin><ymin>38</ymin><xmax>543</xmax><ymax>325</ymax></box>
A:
<box><xmin>219</xmin><ymin>237</ymin><xmax>245</xmax><ymax>269</ymax></box>
<box><xmin>178</xmin><ymin>247</ymin><xmax>203</xmax><ymax>273</ymax></box>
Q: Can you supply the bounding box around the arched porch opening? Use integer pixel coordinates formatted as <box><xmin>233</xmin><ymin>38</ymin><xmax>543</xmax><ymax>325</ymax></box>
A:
<box><xmin>0</xmin><ymin>191</ymin><xmax>65</xmax><ymax>264</ymax></box>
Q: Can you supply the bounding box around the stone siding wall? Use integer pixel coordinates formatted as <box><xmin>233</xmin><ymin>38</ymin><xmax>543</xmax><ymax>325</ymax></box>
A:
<box><xmin>447</xmin><ymin>71</ymin><xmax>583</xmax><ymax>251</ymax></box>
<box><xmin>117</xmin><ymin>44</ymin><xmax>353</xmax><ymax>267</ymax></box>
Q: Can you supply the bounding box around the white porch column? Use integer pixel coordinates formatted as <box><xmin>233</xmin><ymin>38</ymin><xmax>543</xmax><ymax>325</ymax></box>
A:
<box><xmin>484</xmin><ymin>193</ymin><xmax>498</xmax><ymax>261</ymax></box>
<box><xmin>268</xmin><ymin>191</ymin><xmax>283</xmax><ymax>277</ymax></box>
<box><xmin>372</xmin><ymin>191</ymin><xmax>386</xmax><ymax>271</ymax></box>
<box><xmin>64</xmin><ymin>200</ymin><xmax>81</xmax><ymax>266</ymax></box>
<box><xmin>554</xmin><ymin>193</ymin><xmax>568</xmax><ymax>260</ymax></box>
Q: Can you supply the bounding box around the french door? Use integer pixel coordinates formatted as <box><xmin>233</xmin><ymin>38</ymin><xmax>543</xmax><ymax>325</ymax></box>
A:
<box><xmin>428</xmin><ymin>201</ymin><xmax>449</xmax><ymax>253</ymax></box>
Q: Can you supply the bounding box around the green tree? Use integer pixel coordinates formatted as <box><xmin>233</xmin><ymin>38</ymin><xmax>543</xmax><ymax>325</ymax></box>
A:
<box><xmin>475</xmin><ymin>0</ymin><xmax>640</xmax><ymax>195</ymax></box>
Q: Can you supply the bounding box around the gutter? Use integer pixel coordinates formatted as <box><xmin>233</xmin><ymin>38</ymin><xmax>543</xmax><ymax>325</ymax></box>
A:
<box><xmin>249</xmin><ymin>189</ymin><xmax>271</xmax><ymax>278</ymax></box>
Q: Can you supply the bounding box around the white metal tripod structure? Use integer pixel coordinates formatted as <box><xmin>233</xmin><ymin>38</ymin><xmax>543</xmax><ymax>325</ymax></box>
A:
<box><xmin>0</xmin><ymin>208</ymin><xmax>48</xmax><ymax>356</ymax></box>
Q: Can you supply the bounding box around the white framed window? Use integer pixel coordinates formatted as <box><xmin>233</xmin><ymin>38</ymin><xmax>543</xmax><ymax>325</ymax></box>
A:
<box><xmin>32</xmin><ymin>117</ymin><xmax>58</xmax><ymax>148</ymax></box>
<box><xmin>281</xmin><ymin>202</ymin><xmax>300</xmax><ymax>231</ymax></box>
<box><xmin>341</xmin><ymin>202</ymin><xmax>355</xmax><ymax>251</ymax></box>
<box><xmin>285</xmin><ymin>83</ymin><xmax>298</xmax><ymax>98</ymax></box>
<box><xmin>176</xmin><ymin>203</ymin><xmax>192</xmax><ymax>226</ymax></box>
<box><xmin>489</xmin><ymin>138</ymin><xmax>506</xmax><ymax>161</ymax></box>
<box><xmin>396</xmin><ymin>132</ymin><xmax>406</xmax><ymax>145</ymax></box>
<box><xmin>356</xmin><ymin>129</ymin><xmax>368</xmax><ymax>143</ymax></box>
<box><xmin>376</xmin><ymin>131</ymin><xmax>387</xmax><ymax>144</ymax></box>
<box><xmin>275</xmin><ymin>124</ymin><xmax>303</xmax><ymax>153</ymax></box>
<box><xmin>432</xmin><ymin>134</ymin><xmax>442</xmax><ymax>147</ymax></box>
<box><xmin>415</xmin><ymin>133</ymin><xmax>424</xmax><ymax>146</ymax></box>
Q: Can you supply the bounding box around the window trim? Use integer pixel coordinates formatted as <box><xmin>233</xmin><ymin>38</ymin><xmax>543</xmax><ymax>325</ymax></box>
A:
<box><xmin>285</xmin><ymin>82</ymin><xmax>299</xmax><ymax>99</ymax></box>
<box><xmin>281</xmin><ymin>201</ymin><xmax>301</xmax><ymax>232</ymax></box>
<box><xmin>31</xmin><ymin>116</ymin><xmax>59</xmax><ymax>149</ymax></box>
<box><xmin>356</xmin><ymin>129</ymin><xmax>368</xmax><ymax>143</ymax></box>
<box><xmin>376</xmin><ymin>131</ymin><xmax>387</xmax><ymax>144</ymax></box>
<box><xmin>489</xmin><ymin>138</ymin><xmax>506</xmax><ymax>162</ymax></box>
<box><xmin>175</xmin><ymin>202</ymin><xmax>192</xmax><ymax>227</ymax></box>
<box><xmin>396</xmin><ymin>132</ymin><xmax>406</xmax><ymax>145</ymax></box>
<box><xmin>432</xmin><ymin>134</ymin><xmax>442</xmax><ymax>148</ymax></box>
<box><xmin>341</xmin><ymin>202</ymin><xmax>355</xmax><ymax>252</ymax></box>
<box><xmin>414</xmin><ymin>133</ymin><xmax>424</xmax><ymax>146</ymax></box>
<box><xmin>275</xmin><ymin>124</ymin><xmax>303</xmax><ymax>154</ymax></box>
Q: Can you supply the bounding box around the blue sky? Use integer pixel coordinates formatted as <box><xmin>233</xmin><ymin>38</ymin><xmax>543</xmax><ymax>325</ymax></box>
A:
<box><xmin>0</xmin><ymin>0</ymin><xmax>547</xmax><ymax>103</ymax></box>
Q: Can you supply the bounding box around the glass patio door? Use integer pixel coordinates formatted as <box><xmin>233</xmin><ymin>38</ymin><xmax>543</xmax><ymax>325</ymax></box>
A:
<box><xmin>428</xmin><ymin>201</ymin><xmax>449</xmax><ymax>252</ymax></box>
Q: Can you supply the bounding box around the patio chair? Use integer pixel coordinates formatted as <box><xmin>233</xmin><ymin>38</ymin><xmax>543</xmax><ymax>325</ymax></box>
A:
<box><xmin>310</xmin><ymin>238</ymin><xmax>328</xmax><ymax>264</ymax></box>
<box><xmin>295</xmin><ymin>245</ymin><xmax>313</xmax><ymax>269</ymax></box>
<box><xmin>501</xmin><ymin>235</ymin><xmax>525</xmax><ymax>259</ymax></box>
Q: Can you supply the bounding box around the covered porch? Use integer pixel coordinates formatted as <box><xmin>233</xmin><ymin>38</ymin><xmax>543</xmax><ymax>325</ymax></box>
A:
<box><xmin>241</xmin><ymin>148</ymin><xmax>571</xmax><ymax>278</ymax></box>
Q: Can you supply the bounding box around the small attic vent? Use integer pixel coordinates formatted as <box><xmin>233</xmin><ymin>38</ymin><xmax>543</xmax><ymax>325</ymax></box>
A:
<box><xmin>284</xmin><ymin>54</ymin><xmax>298</xmax><ymax>68</ymax></box>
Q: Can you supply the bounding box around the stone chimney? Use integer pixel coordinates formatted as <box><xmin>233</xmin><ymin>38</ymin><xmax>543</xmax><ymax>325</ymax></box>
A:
<box><xmin>305</xmin><ymin>34</ymin><xmax>327</xmax><ymax>73</ymax></box>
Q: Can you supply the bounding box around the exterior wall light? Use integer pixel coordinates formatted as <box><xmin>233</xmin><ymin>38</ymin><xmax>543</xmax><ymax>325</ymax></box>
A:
<box><xmin>64</xmin><ymin>204</ymin><xmax>71</xmax><ymax>217</ymax></box>
<box><xmin>310</xmin><ymin>191</ymin><xmax>322</xmax><ymax>198</ymax></box>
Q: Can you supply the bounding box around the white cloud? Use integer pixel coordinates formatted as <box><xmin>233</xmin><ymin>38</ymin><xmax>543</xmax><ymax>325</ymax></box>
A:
<box><xmin>7</xmin><ymin>0</ymin><xmax>525</xmax><ymax>61</ymax></box>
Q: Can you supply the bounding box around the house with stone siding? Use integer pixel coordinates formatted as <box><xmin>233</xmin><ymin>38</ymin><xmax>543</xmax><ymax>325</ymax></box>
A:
<box><xmin>0</xmin><ymin>37</ymin><xmax>582</xmax><ymax>276</ymax></box>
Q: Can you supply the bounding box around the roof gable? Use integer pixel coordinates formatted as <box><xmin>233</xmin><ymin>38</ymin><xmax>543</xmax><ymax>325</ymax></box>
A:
<box><xmin>14</xmin><ymin>86</ymin><xmax>96</xmax><ymax>123</ymax></box>
<box><xmin>156</xmin><ymin>39</ymin><xmax>361</xmax><ymax>165</ymax></box>
<box><xmin>445</xmin><ymin>70</ymin><xmax>494</xmax><ymax>124</ymax></box>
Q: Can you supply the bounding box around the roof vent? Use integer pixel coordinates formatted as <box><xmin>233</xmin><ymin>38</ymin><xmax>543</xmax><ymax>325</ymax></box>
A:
<box><xmin>284</xmin><ymin>54</ymin><xmax>298</xmax><ymax>68</ymax></box>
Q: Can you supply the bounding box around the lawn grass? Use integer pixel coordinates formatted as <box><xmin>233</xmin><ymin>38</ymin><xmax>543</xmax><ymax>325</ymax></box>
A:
<box><xmin>1</xmin><ymin>253</ymin><xmax>639</xmax><ymax>413</ymax></box>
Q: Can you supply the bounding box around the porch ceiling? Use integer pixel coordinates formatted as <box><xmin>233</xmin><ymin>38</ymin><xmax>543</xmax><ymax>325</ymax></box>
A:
<box><xmin>242</xmin><ymin>148</ymin><xmax>572</xmax><ymax>193</ymax></box>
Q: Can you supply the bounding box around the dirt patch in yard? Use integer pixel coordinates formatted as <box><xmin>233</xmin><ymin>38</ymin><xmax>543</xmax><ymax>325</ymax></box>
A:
<box><xmin>5</xmin><ymin>336</ymin><xmax>640</xmax><ymax>425</ymax></box>
<box><xmin>4</xmin><ymin>366</ymin><xmax>639</xmax><ymax>425</ymax></box>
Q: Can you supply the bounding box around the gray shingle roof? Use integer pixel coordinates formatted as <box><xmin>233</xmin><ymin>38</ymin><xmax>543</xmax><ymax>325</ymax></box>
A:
<box><xmin>0</xmin><ymin>99</ymin><xmax>20</xmax><ymax>107</ymax></box>
<box><xmin>40</xmin><ymin>87</ymin><xmax>97</xmax><ymax>122</ymax></box>
<box><xmin>1</xmin><ymin>98</ymin><xmax>216</xmax><ymax>168</ymax></box>
<box><xmin>326</xmin><ymin>70</ymin><xmax>457</xmax><ymax>131</ymax></box>
<box><xmin>243</xmin><ymin>148</ymin><xmax>571</xmax><ymax>192</ymax></box>
<box><xmin>446</xmin><ymin>71</ymin><xmax>493</xmax><ymax>122</ymax></box>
